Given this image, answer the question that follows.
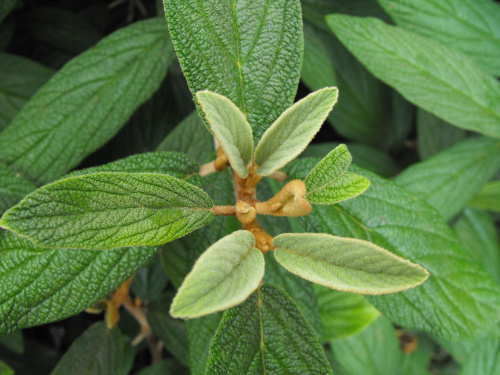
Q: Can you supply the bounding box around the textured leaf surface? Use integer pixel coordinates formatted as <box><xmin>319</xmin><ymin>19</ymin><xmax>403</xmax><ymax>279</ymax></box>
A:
<box><xmin>469</xmin><ymin>180</ymin><xmax>500</xmax><ymax>213</ymax></box>
<box><xmin>130</xmin><ymin>256</ymin><xmax>168</xmax><ymax>301</ymax></box>
<box><xmin>171</xmin><ymin>230</ymin><xmax>264</xmax><ymax>319</ymax></box>
<box><xmin>50</xmin><ymin>322</ymin><xmax>132</xmax><ymax>375</ymax></box>
<box><xmin>314</xmin><ymin>285</ymin><xmax>379</xmax><ymax>341</ymax></box>
<box><xmin>0</xmin><ymin>162</ymin><xmax>35</xmax><ymax>215</ymax></box>
<box><xmin>206</xmin><ymin>283</ymin><xmax>332</xmax><ymax>375</ymax></box>
<box><xmin>254</xmin><ymin>87</ymin><xmax>338</xmax><ymax>176</ymax></box>
<box><xmin>164</xmin><ymin>0</ymin><xmax>303</xmax><ymax>142</ymax></box>
<box><xmin>395</xmin><ymin>137</ymin><xmax>500</xmax><ymax>220</ymax></box>
<box><xmin>460</xmin><ymin>335</ymin><xmax>500</xmax><ymax>375</ymax></box>
<box><xmin>274</xmin><ymin>233</ymin><xmax>428</xmax><ymax>294</ymax></box>
<box><xmin>0</xmin><ymin>18</ymin><xmax>172</xmax><ymax>185</ymax></box>
<box><xmin>301</xmin><ymin>164</ymin><xmax>500</xmax><ymax>339</ymax></box>
<box><xmin>305</xmin><ymin>144</ymin><xmax>370</xmax><ymax>204</ymax></box>
<box><xmin>197</xmin><ymin>91</ymin><xmax>253</xmax><ymax>177</ymax></box>
<box><xmin>0</xmin><ymin>53</ymin><xmax>53</xmax><ymax>132</ymax></box>
<box><xmin>378</xmin><ymin>0</ymin><xmax>500</xmax><ymax>76</ymax></box>
<box><xmin>0</xmin><ymin>173</ymin><xmax>214</xmax><ymax>249</ymax></box>
<box><xmin>327</xmin><ymin>15</ymin><xmax>500</xmax><ymax>139</ymax></box>
<box><xmin>185</xmin><ymin>313</ymin><xmax>222</xmax><ymax>375</ymax></box>
<box><xmin>0</xmin><ymin>230</ymin><xmax>156</xmax><ymax>335</ymax></box>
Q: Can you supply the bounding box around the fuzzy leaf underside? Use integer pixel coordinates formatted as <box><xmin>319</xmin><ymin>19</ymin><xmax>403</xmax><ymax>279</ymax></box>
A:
<box><xmin>0</xmin><ymin>172</ymin><xmax>214</xmax><ymax>249</ymax></box>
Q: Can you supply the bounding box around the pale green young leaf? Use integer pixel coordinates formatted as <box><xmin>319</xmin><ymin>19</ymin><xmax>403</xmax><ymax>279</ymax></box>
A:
<box><xmin>0</xmin><ymin>230</ymin><xmax>157</xmax><ymax>335</ymax></box>
<box><xmin>274</xmin><ymin>233</ymin><xmax>428</xmax><ymax>294</ymax></box>
<box><xmin>469</xmin><ymin>180</ymin><xmax>500</xmax><ymax>213</ymax></box>
<box><xmin>314</xmin><ymin>285</ymin><xmax>380</xmax><ymax>341</ymax></box>
<box><xmin>0</xmin><ymin>162</ymin><xmax>35</xmax><ymax>215</ymax></box>
<box><xmin>164</xmin><ymin>0</ymin><xmax>303</xmax><ymax>142</ymax></box>
<box><xmin>170</xmin><ymin>230</ymin><xmax>264</xmax><ymax>319</ymax></box>
<box><xmin>305</xmin><ymin>144</ymin><xmax>370</xmax><ymax>204</ymax></box>
<box><xmin>327</xmin><ymin>15</ymin><xmax>500</xmax><ymax>139</ymax></box>
<box><xmin>378</xmin><ymin>0</ymin><xmax>500</xmax><ymax>77</ymax></box>
<box><xmin>0</xmin><ymin>172</ymin><xmax>214</xmax><ymax>249</ymax></box>
<box><xmin>254</xmin><ymin>87</ymin><xmax>338</xmax><ymax>176</ymax></box>
<box><xmin>0</xmin><ymin>53</ymin><xmax>54</xmax><ymax>132</ymax></box>
<box><xmin>0</xmin><ymin>18</ymin><xmax>173</xmax><ymax>185</ymax></box>
<box><xmin>196</xmin><ymin>91</ymin><xmax>253</xmax><ymax>178</ymax></box>
<box><xmin>395</xmin><ymin>137</ymin><xmax>500</xmax><ymax>220</ymax></box>
<box><xmin>206</xmin><ymin>283</ymin><xmax>333</xmax><ymax>375</ymax></box>
<box><xmin>50</xmin><ymin>322</ymin><xmax>133</xmax><ymax>375</ymax></box>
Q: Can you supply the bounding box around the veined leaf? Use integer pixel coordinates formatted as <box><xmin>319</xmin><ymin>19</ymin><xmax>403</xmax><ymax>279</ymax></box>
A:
<box><xmin>206</xmin><ymin>283</ymin><xmax>333</xmax><ymax>375</ymax></box>
<box><xmin>378</xmin><ymin>0</ymin><xmax>500</xmax><ymax>76</ymax></box>
<box><xmin>185</xmin><ymin>314</ymin><xmax>222</xmax><ymax>375</ymax></box>
<box><xmin>50</xmin><ymin>322</ymin><xmax>133</xmax><ymax>375</ymax></box>
<box><xmin>395</xmin><ymin>137</ymin><xmax>500</xmax><ymax>220</ymax></box>
<box><xmin>196</xmin><ymin>91</ymin><xmax>253</xmax><ymax>178</ymax></box>
<box><xmin>302</xmin><ymin>164</ymin><xmax>500</xmax><ymax>339</ymax></box>
<box><xmin>0</xmin><ymin>18</ymin><xmax>173</xmax><ymax>185</ymax></box>
<box><xmin>327</xmin><ymin>15</ymin><xmax>500</xmax><ymax>139</ymax></box>
<box><xmin>130</xmin><ymin>256</ymin><xmax>168</xmax><ymax>302</ymax></box>
<box><xmin>469</xmin><ymin>180</ymin><xmax>500</xmax><ymax>213</ymax></box>
<box><xmin>0</xmin><ymin>172</ymin><xmax>214</xmax><ymax>249</ymax></box>
<box><xmin>460</xmin><ymin>335</ymin><xmax>500</xmax><ymax>375</ymax></box>
<box><xmin>254</xmin><ymin>87</ymin><xmax>338</xmax><ymax>176</ymax></box>
<box><xmin>170</xmin><ymin>230</ymin><xmax>264</xmax><ymax>319</ymax></box>
<box><xmin>314</xmin><ymin>285</ymin><xmax>380</xmax><ymax>341</ymax></box>
<box><xmin>0</xmin><ymin>162</ymin><xmax>35</xmax><ymax>215</ymax></box>
<box><xmin>0</xmin><ymin>230</ymin><xmax>157</xmax><ymax>335</ymax></box>
<box><xmin>0</xmin><ymin>53</ymin><xmax>54</xmax><ymax>132</ymax></box>
<box><xmin>164</xmin><ymin>0</ymin><xmax>303</xmax><ymax>142</ymax></box>
<box><xmin>305</xmin><ymin>144</ymin><xmax>370</xmax><ymax>204</ymax></box>
<box><xmin>274</xmin><ymin>233</ymin><xmax>428</xmax><ymax>294</ymax></box>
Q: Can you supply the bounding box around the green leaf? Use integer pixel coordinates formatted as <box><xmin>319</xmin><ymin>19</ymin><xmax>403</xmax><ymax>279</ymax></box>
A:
<box><xmin>0</xmin><ymin>53</ymin><xmax>54</xmax><ymax>132</ymax></box>
<box><xmin>0</xmin><ymin>360</ymin><xmax>13</xmax><ymax>375</ymax></box>
<box><xmin>398</xmin><ymin>335</ymin><xmax>434</xmax><ymax>375</ymax></box>
<box><xmin>164</xmin><ymin>0</ymin><xmax>303</xmax><ymax>142</ymax></box>
<box><xmin>327</xmin><ymin>15</ymin><xmax>500</xmax><ymax>139</ymax></box>
<box><xmin>305</xmin><ymin>144</ymin><xmax>370</xmax><ymax>205</ymax></box>
<box><xmin>254</xmin><ymin>87</ymin><xmax>339</xmax><ymax>176</ymax></box>
<box><xmin>302</xmin><ymin>165</ymin><xmax>500</xmax><ymax>339</ymax></box>
<box><xmin>0</xmin><ymin>162</ymin><xmax>35</xmax><ymax>215</ymax></box>
<box><xmin>417</xmin><ymin>109</ymin><xmax>466</xmax><ymax>160</ymax></box>
<box><xmin>0</xmin><ymin>18</ymin><xmax>173</xmax><ymax>185</ymax></box>
<box><xmin>170</xmin><ymin>230</ymin><xmax>264</xmax><ymax>319</ymax></box>
<box><xmin>460</xmin><ymin>335</ymin><xmax>500</xmax><ymax>375</ymax></box>
<box><xmin>0</xmin><ymin>17</ymin><xmax>15</xmax><ymax>51</ymax></box>
<box><xmin>206</xmin><ymin>283</ymin><xmax>333</xmax><ymax>375</ymax></box>
<box><xmin>0</xmin><ymin>230</ymin><xmax>157</xmax><ymax>335</ymax></box>
<box><xmin>0</xmin><ymin>172</ymin><xmax>214</xmax><ymax>249</ymax></box>
<box><xmin>134</xmin><ymin>359</ymin><xmax>188</xmax><ymax>375</ymax></box>
<box><xmin>185</xmin><ymin>313</ymin><xmax>222</xmax><ymax>375</ymax></box>
<box><xmin>273</xmin><ymin>233</ymin><xmax>429</xmax><ymax>294</ymax></box>
<box><xmin>469</xmin><ymin>180</ymin><xmax>500</xmax><ymax>212</ymax></box>
<box><xmin>0</xmin><ymin>0</ymin><xmax>16</xmax><ymax>24</ymax></box>
<box><xmin>330</xmin><ymin>316</ymin><xmax>401</xmax><ymax>375</ymax></box>
<box><xmin>196</xmin><ymin>90</ymin><xmax>253</xmax><ymax>178</ymax></box>
<box><xmin>0</xmin><ymin>331</ymin><xmax>23</xmax><ymax>354</ymax></box>
<box><xmin>314</xmin><ymin>285</ymin><xmax>380</xmax><ymax>341</ymax></box>
<box><xmin>395</xmin><ymin>137</ymin><xmax>500</xmax><ymax>220</ymax></box>
<box><xmin>50</xmin><ymin>322</ymin><xmax>133</xmax><ymax>375</ymax></box>
<box><xmin>130</xmin><ymin>255</ymin><xmax>168</xmax><ymax>301</ymax></box>
<box><xmin>378</xmin><ymin>0</ymin><xmax>500</xmax><ymax>76</ymax></box>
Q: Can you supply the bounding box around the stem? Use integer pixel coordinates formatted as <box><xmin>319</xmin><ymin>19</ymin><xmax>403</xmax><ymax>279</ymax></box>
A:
<box><xmin>198</xmin><ymin>161</ymin><xmax>217</xmax><ymax>177</ymax></box>
<box><xmin>268</xmin><ymin>171</ymin><xmax>287</xmax><ymax>182</ymax></box>
<box><xmin>213</xmin><ymin>205</ymin><xmax>237</xmax><ymax>215</ymax></box>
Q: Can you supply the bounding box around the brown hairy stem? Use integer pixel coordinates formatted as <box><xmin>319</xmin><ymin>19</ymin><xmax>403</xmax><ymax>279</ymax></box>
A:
<box><xmin>213</xmin><ymin>205</ymin><xmax>237</xmax><ymax>216</ymax></box>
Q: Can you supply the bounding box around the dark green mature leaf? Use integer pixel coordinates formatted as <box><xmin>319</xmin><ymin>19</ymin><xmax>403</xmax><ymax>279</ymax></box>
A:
<box><xmin>417</xmin><ymin>109</ymin><xmax>466</xmax><ymax>160</ymax></box>
<box><xmin>206</xmin><ymin>283</ymin><xmax>332</xmax><ymax>374</ymax></box>
<box><xmin>0</xmin><ymin>162</ymin><xmax>35</xmax><ymax>215</ymax></box>
<box><xmin>327</xmin><ymin>15</ymin><xmax>500</xmax><ymax>139</ymax></box>
<box><xmin>395</xmin><ymin>137</ymin><xmax>500</xmax><ymax>220</ymax></box>
<box><xmin>301</xmin><ymin>164</ymin><xmax>500</xmax><ymax>339</ymax></box>
<box><xmin>469</xmin><ymin>180</ymin><xmax>500</xmax><ymax>212</ymax></box>
<box><xmin>135</xmin><ymin>359</ymin><xmax>188</xmax><ymax>375</ymax></box>
<box><xmin>1</xmin><ymin>172</ymin><xmax>214</xmax><ymax>249</ymax></box>
<box><xmin>164</xmin><ymin>0</ymin><xmax>303</xmax><ymax>142</ymax></box>
<box><xmin>0</xmin><ymin>18</ymin><xmax>172</xmax><ymax>185</ymax></box>
<box><xmin>130</xmin><ymin>255</ymin><xmax>168</xmax><ymax>301</ymax></box>
<box><xmin>185</xmin><ymin>313</ymin><xmax>222</xmax><ymax>375</ymax></box>
<box><xmin>0</xmin><ymin>17</ymin><xmax>15</xmax><ymax>51</ymax></box>
<box><xmin>0</xmin><ymin>331</ymin><xmax>23</xmax><ymax>354</ymax></box>
<box><xmin>0</xmin><ymin>0</ymin><xmax>16</xmax><ymax>24</ymax></box>
<box><xmin>0</xmin><ymin>360</ymin><xmax>12</xmax><ymax>375</ymax></box>
<box><xmin>0</xmin><ymin>53</ymin><xmax>54</xmax><ymax>132</ymax></box>
<box><xmin>378</xmin><ymin>0</ymin><xmax>500</xmax><ymax>76</ymax></box>
<box><xmin>0</xmin><ymin>230</ymin><xmax>157</xmax><ymax>335</ymax></box>
<box><xmin>50</xmin><ymin>322</ymin><xmax>133</xmax><ymax>375</ymax></box>
<box><xmin>460</xmin><ymin>335</ymin><xmax>500</xmax><ymax>375</ymax></box>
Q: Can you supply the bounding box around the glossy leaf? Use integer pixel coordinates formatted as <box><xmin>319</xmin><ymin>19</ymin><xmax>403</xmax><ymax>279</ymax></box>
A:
<box><xmin>274</xmin><ymin>233</ymin><xmax>429</xmax><ymax>294</ymax></box>
<box><xmin>327</xmin><ymin>15</ymin><xmax>500</xmax><ymax>139</ymax></box>
<box><xmin>314</xmin><ymin>285</ymin><xmax>380</xmax><ymax>341</ymax></box>
<box><xmin>0</xmin><ymin>162</ymin><xmax>35</xmax><ymax>215</ymax></box>
<box><xmin>164</xmin><ymin>0</ymin><xmax>303</xmax><ymax>142</ymax></box>
<box><xmin>395</xmin><ymin>137</ymin><xmax>500</xmax><ymax>220</ymax></box>
<box><xmin>0</xmin><ymin>173</ymin><xmax>214</xmax><ymax>249</ymax></box>
<box><xmin>378</xmin><ymin>0</ymin><xmax>500</xmax><ymax>76</ymax></box>
<box><xmin>206</xmin><ymin>283</ymin><xmax>333</xmax><ymax>374</ymax></box>
<box><xmin>0</xmin><ymin>18</ymin><xmax>172</xmax><ymax>185</ymax></box>
<box><xmin>254</xmin><ymin>87</ymin><xmax>338</xmax><ymax>176</ymax></box>
<box><xmin>305</xmin><ymin>144</ymin><xmax>370</xmax><ymax>204</ymax></box>
<box><xmin>469</xmin><ymin>180</ymin><xmax>500</xmax><ymax>212</ymax></box>
<box><xmin>171</xmin><ymin>230</ymin><xmax>264</xmax><ymax>319</ymax></box>
<box><xmin>196</xmin><ymin>91</ymin><xmax>253</xmax><ymax>177</ymax></box>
